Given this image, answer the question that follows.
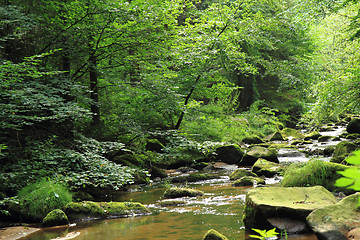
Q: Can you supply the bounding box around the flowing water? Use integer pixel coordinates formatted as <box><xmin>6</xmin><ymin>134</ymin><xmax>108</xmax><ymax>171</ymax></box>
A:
<box><xmin>21</xmin><ymin>126</ymin><xmax>347</xmax><ymax>240</ymax></box>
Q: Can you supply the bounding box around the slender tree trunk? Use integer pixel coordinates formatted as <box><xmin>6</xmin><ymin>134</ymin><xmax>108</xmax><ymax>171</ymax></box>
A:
<box><xmin>89</xmin><ymin>53</ymin><xmax>100</xmax><ymax>126</ymax></box>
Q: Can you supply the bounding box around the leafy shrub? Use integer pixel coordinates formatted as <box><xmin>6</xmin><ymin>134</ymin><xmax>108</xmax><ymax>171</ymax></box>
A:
<box><xmin>17</xmin><ymin>180</ymin><xmax>72</xmax><ymax>220</ymax></box>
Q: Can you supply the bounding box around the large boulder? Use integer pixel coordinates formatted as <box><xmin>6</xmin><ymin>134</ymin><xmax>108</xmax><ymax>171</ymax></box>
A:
<box><xmin>242</xmin><ymin>136</ymin><xmax>265</xmax><ymax>144</ymax></box>
<box><xmin>240</xmin><ymin>146</ymin><xmax>278</xmax><ymax>166</ymax></box>
<box><xmin>307</xmin><ymin>193</ymin><xmax>360</xmax><ymax>240</ymax></box>
<box><xmin>243</xmin><ymin>186</ymin><xmax>337</xmax><ymax>232</ymax></box>
<box><xmin>42</xmin><ymin>209</ymin><xmax>69</xmax><ymax>227</ymax></box>
<box><xmin>215</xmin><ymin>145</ymin><xmax>244</xmax><ymax>164</ymax></box>
<box><xmin>251</xmin><ymin>158</ymin><xmax>284</xmax><ymax>177</ymax></box>
<box><xmin>347</xmin><ymin>118</ymin><xmax>360</xmax><ymax>134</ymax></box>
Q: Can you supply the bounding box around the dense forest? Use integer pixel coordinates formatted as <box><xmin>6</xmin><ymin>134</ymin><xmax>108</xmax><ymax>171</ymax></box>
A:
<box><xmin>1</xmin><ymin>0</ymin><xmax>360</xmax><ymax>229</ymax></box>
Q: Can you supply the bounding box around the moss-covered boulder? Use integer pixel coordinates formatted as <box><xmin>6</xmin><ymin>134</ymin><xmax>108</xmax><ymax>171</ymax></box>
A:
<box><xmin>347</xmin><ymin>118</ymin><xmax>360</xmax><ymax>134</ymax></box>
<box><xmin>215</xmin><ymin>145</ymin><xmax>244</xmax><ymax>164</ymax></box>
<box><xmin>63</xmin><ymin>201</ymin><xmax>150</xmax><ymax>221</ymax></box>
<box><xmin>240</xmin><ymin>146</ymin><xmax>278</xmax><ymax>166</ymax></box>
<box><xmin>233</xmin><ymin>176</ymin><xmax>265</xmax><ymax>187</ymax></box>
<box><xmin>229</xmin><ymin>169</ymin><xmax>258</xmax><ymax>180</ymax></box>
<box><xmin>324</xmin><ymin>145</ymin><xmax>336</xmax><ymax>156</ymax></box>
<box><xmin>99</xmin><ymin>202</ymin><xmax>150</xmax><ymax>217</ymax></box>
<box><xmin>281</xmin><ymin>160</ymin><xmax>349</xmax><ymax>192</ymax></box>
<box><xmin>304</xmin><ymin>131</ymin><xmax>321</xmax><ymax>140</ymax></box>
<box><xmin>265</xmin><ymin>131</ymin><xmax>285</xmax><ymax>141</ymax></box>
<box><xmin>243</xmin><ymin>186</ymin><xmax>337</xmax><ymax>230</ymax></box>
<box><xmin>333</xmin><ymin>141</ymin><xmax>357</xmax><ymax>158</ymax></box>
<box><xmin>63</xmin><ymin>201</ymin><xmax>107</xmax><ymax>221</ymax></box>
<box><xmin>318</xmin><ymin>135</ymin><xmax>333</xmax><ymax>142</ymax></box>
<box><xmin>163</xmin><ymin>187</ymin><xmax>204</xmax><ymax>199</ymax></box>
<box><xmin>202</xmin><ymin>229</ymin><xmax>229</xmax><ymax>240</ymax></box>
<box><xmin>242</xmin><ymin>136</ymin><xmax>265</xmax><ymax>144</ymax></box>
<box><xmin>307</xmin><ymin>193</ymin><xmax>360</xmax><ymax>240</ymax></box>
<box><xmin>145</xmin><ymin>139</ymin><xmax>165</xmax><ymax>153</ymax></box>
<box><xmin>280</xmin><ymin>128</ymin><xmax>305</xmax><ymax>139</ymax></box>
<box><xmin>42</xmin><ymin>209</ymin><xmax>69</xmax><ymax>227</ymax></box>
<box><xmin>251</xmin><ymin>158</ymin><xmax>284</xmax><ymax>177</ymax></box>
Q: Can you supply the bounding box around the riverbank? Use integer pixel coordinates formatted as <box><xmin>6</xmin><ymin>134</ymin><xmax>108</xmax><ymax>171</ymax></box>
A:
<box><xmin>0</xmin><ymin>226</ymin><xmax>40</xmax><ymax>240</ymax></box>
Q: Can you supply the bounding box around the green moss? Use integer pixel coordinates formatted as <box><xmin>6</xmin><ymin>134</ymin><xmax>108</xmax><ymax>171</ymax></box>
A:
<box><xmin>156</xmin><ymin>200</ymin><xmax>186</xmax><ymax>207</ymax></box>
<box><xmin>280</xmin><ymin>128</ymin><xmax>304</xmax><ymax>139</ymax></box>
<box><xmin>281</xmin><ymin>160</ymin><xmax>348</xmax><ymax>192</ymax></box>
<box><xmin>241</xmin><ymin>146</ymin><xmax>278</xmax><ymax>165</ymax></box>
<box><xmin>63</xmin><ymin>201</ymin><xmax>106</xmax><ymax>221</ymax></box>
<box><xmin>242</xmin><ymin>135</ymin><xmax>265</xmax><ymax>144</ymax></box>
<box><xmin>230</xmin><ymin>169</ymin><xmax>258</xmax><ymax>180</ymax></box>
<box><xmin>145</xmin><ymin>139</ymin><xmax>165</xmax><ymax>153</ymax></box>
<box><xmin>251</xmin><ymin>158</ymin><xmax>284</xmax><ymax>177</ymax></box>
<box><xmin>265</xmin><ymin>131</ymin><xmax>285</xmax><ymax>141</ymax></box>
<box><xmin>72</xmin><ymin>191</ymin><xmax>94</xmax><ymax>202</ymax></box>
<box><xmin>233</xmin><ymin>176</ymin><xmax>265</xmax><ymax>187</ymax></box>
<box><xmin>42</xmin><ymin>209</ymin><xmax>68</xmax><ymax>227</ymax></box>
<box><xmin>215</xmin><ymin>144</ymin><xmax>244</xmax><ymax>164</ymax></box>
<box><xmin>163</xmin><ymin>187</ymin><xmax>204</xmax><ymax>199</ymax></box>
<box><xmin>99</xmin><ymin>202</ymin><xmax>150</xmax><ymax>216</ymax></box>
<box><xmin>333</xmin><ymin>141</ymin><xmax>357</xmax><ymax>158</ymax></box>
<box><xmin>290</xmin><ymin>140</ymin><xmax>312</xmax><ymax>146</ymax></box>
<box><xmin>304</xmin><ymin>131</ymin><xmax>321</xmax><ymax>140</ymax></box>
<box><xmin>202</xmin><ymin>229</ymin><xmax>229</xmax><ymax>240</ymax></box>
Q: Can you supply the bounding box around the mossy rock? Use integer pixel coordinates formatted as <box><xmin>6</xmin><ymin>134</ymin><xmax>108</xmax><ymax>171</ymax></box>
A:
<box><xmin>304</xmin><ymin>131</ymin><xmax>321</xmax><ymax>140</ymax></box>
<box><xmin>150</xmin><ymin>166</ymin><xmax>168</xmax><ymax>179</ymax></box>
<box><xmin>265</xmin><ymin>131</ymin><xmax>285</xmax><ymax>141</ymax></box>
<box><xmin>192</xmin><ymin>162</ymin><xmax>210</xmax><ymax>170</ymax></box>
<box><xmin>229</xmin><ymin>169</ymin><xmax>258</xmax><ymax>180</ymax></box>
<box><xmin>333</xmin><ymin>141</ymin><xmax>357</xmax><ymax>158</ymax></box>
<box><xmin>99</xmin><ymin>202</ymin><xmax>150</xmax><ymax>217</ymax></box>
<box><xmin>241</xmin><ymin>146</ymin><xmax>278</xmax><ymax>166</ymax></box>
<box><xmin>307</xmin><ymin>193</ymin><xmax>360</xmax><ymax>240</ymax></box>
<box><xmin>145</xmin><ymin>139</ymin><xmax>165</xmax><ymax>153</ymax></box>
<box><xmin>72</xmin><ymin>191</ymin><xmax>94</xmax><ymax>202</ymax></box>
<box><xmin>330</xmin><ymin>156</ymin><xmax>346</xmax><ymax>164</ymax></box>
<box><xmin>202</xmin><ymin>229</ymin><xmax>229</xmax><ymax>240</ymax></box>
<box><xmin>281</xmin><ymin>160</ymin><xmax>349</xmax><ymax>192</ymax></box>
<box><xmin>324</xmin><ymin>145</ymin><xmax>336</xmax><ymax>157</ymax></box>
<box><xmin>251</xmin><ymin>158</ymin><xmax>284</xmax><ymax>177</ymax></box>
<box><xmin>242</xmin><ymin>136</ymin><xmax>265</xmax><ymax>144</ymax></box>
<box><xmin>171</xmin><ymin>173</ymin><xmax>217</xmax><ymax>183</ymax></box>
<box><xmin>243</xmin><ymin>186</ymin><xmax>337</xmax><ymax>230</ymax></box>
<box><xmin>346</xmin><ymin>118</ymin><xmax>360</xmax><ymax>134</ymax></box>
<box><xmin>318</xmin><ymin>135</ymin><xmax>333</xmax><ymax>142</ymax></box>
<box><xmin>346</xmin><ymin>133</ymin><xmax>360</xmax><ymax>140</ymax></box>
<box><xmin>113</xmin><ymin>153</ymin><xmax>142</xmax><ymax>167</ymax></box>
<box><xmin>233</xmin><ymin>176</ymin><xmax>265</xmax><ymax>187</ymax></box>
<box><xmin>42</xmin><ymin>209</ymin><xmax>69</xmax><ymax>227</ymax></box>
<box><xmin>63</xmin><ymin>201</ymin><xmax>107</xmax><ymax>221</ymax></box>
<box><xmin>290</xmin><ymin>140</ymin><xmax>312</xmax><ymax>146</ymax></box>
<box><xmin>215</xmin><ymin>144</ymin><xmax>244</xmax><ymax>164</ymax></box>
<box><xmin>280</xmin><ymin>128</ymin><xmax>304</xmax><ymax>139</ymax></box>
<box><xmin>163</xmin><ymin>187</ymin><xmax>204</xmax><ymax>199</ymax></box>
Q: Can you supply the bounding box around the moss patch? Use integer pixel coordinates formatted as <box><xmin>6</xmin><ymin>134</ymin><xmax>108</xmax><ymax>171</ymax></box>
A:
<box><xmin>304</xmin><ymin>131</ymin><xmax>321</xmax><ymax>140</ymax></box>
<box><xmin>63</xmin><ymin>201</ymin><xmax>106</xmax><ymax>221</ymax></box>
<box><xmin>99</xmin><ymin>202</ymin><xmax>150</xmax><ymax>216</ymax></box>
<box><xmin>280</xmin><ymin>128</ymin><xmax>304</xmax><ymax>139</ymax></box>
<box><xmin>281</xmin><ymin>160</ymin><xmax>348</xmax><ymax>192</ymax></box>
<box><xmin>202</xmin><ymin>229</ymin><xmax>229</xmax><ymax>240</ymax></box>
<box><xmin>230</xmin><ymin>169</ymin><xmax>258</xmax><ymax>180</ymax></box>
<box><xmin>333</xmin><ymin>141</ymin><xmax>357</xmax><ymax>158</ymax></box>
<box><xmin>42</xmin><ymin>209</ymin><xmax>68</xmax><ymax>227</ymax></box>
<box><xmin>163</xmin><ymin>187</ymin><xmax>204</xmax><ymax>199</ymax></box>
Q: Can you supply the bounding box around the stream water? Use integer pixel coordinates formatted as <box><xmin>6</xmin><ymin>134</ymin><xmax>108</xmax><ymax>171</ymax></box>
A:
<box><xmin>21</xmin><ymin>126</ymin><xmax>346</xmax><ymax>240</ymax></box>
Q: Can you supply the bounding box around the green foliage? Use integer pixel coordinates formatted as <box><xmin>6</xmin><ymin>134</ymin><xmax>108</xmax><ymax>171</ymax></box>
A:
<box><xmin>249</xmin><ymin>228</ymin><xmax>279</xmax><ymax>240</ymax></box>
<box><xmin>335</xmin><ymin>150</ymin><xmax>360</xmax><ymax>205</ymax></box>
<box><xmin>17</xmin><ymin>180</ymin><xmax>72</xmax><ymax>220</ymax></box>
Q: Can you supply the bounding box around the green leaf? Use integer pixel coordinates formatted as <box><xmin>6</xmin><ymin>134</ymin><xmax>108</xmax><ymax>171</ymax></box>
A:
<box><xmin>345</xmin><ymin>150</ymin><xmax>360</xmax><ymax>165</ymax></box>
<box><xmin>334</xmin><ymin>177</ymin><xmax>355</xmax><ymax>187</ymax></box>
